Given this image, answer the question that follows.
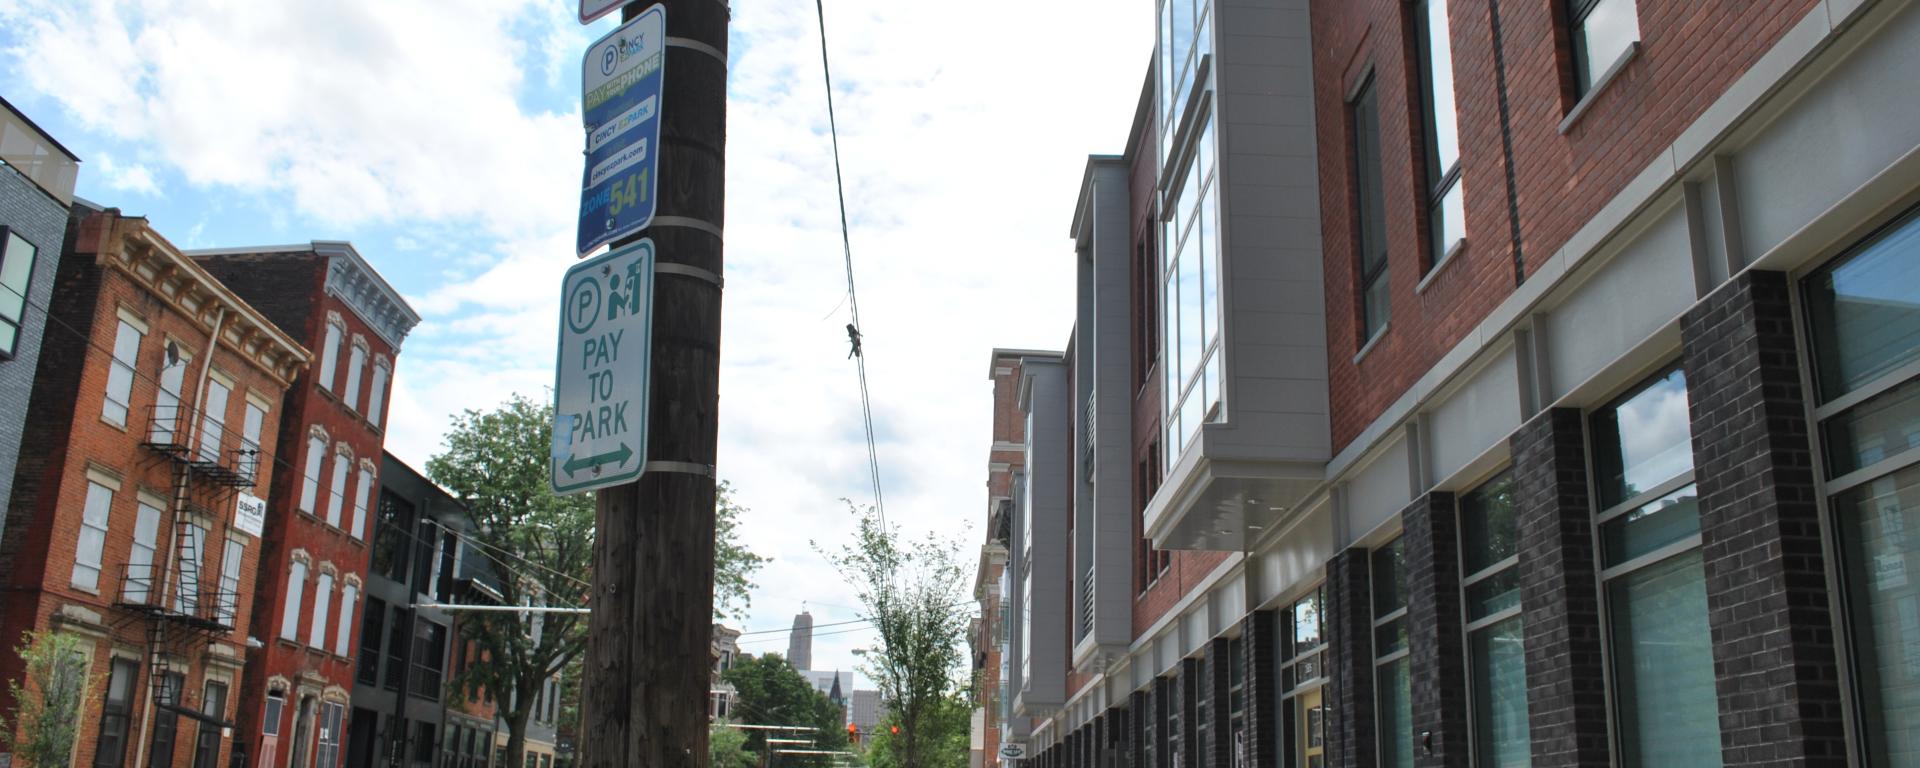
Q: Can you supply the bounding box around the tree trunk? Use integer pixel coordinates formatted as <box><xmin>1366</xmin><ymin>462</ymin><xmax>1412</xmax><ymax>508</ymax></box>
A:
<box><xmin>508</xmin><ymin>702</ymin><xmax>534</xmax><ymax>768</ymax></box>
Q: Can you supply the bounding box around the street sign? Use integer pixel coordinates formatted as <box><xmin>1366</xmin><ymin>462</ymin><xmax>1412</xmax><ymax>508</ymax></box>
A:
<box><xmin>579</xmin><ymin>0</ymin><xmax>629</xmax><ymax>24</ymax></box>
<box><xmin>552</xmin><ymin>239</ymin><xmax>655</xmax><ymax>495</ymax></box>
<box><xmin>1000</xmin><ymin>744</ymin><xmax>1028</xmax><ymax>761</ymax></box>
<box><xmin>578</xmin><ymin>4</ymin><xmax>666</xmax><ymax>257</ymax></box>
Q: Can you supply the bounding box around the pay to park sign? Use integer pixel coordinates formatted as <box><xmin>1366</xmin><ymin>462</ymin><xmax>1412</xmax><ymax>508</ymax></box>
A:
<box><xmin>578</xmin><ymin>4</ymin><xmax>666</xmax><ymax>257</ymax></box>
<box><xmin>552</xmin><ymin>239</ymin><xmax>656</xmax><ymax>495</ymax></box>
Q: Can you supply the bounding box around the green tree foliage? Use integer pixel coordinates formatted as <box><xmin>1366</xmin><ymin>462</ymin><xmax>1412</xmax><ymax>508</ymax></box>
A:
<box><xmin>0</xmin><ymin>631</ymin><xmax>96</xmax><ymax>767</ymax></box>
<box><xmin>428</xmin><ymin>395</ymin><xmax>594</xmax><ymax>766</ymax></box>
<box><xmin>817</xmin><ymin>504</ymin><xmax>971</xmax><ymax>768</ymax></box>
<box><xmin>860</xmin><ymin>692</ymin><xmax>972</xmax><ymax>768</ymax></box>
<box><xmin>709</xmin><ymin>722</ymin><xmax>758</xmax><ymax>768</ymax></box>
<box><xmin>723</xmin><ymin>654</ymin><xmax>851</xmax><ymax>768</ymax></box>
<box><xmin>715</xmin><ymin>481</ymin><xmax>771</xmax><ymax>619</ymax></box>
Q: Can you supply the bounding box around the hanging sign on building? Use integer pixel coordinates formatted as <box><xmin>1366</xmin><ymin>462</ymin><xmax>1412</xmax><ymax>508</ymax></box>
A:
<box><xmin>552</xmin><ymin>239</ymin><xmax>655</xmax><ymax>495</ymax></box>
<box><xmin>577</xmin><ymin>4</ymin><xmax>666</xmax><ymax>256</ymax></box>
<box><xmin>235</xmin><ymin>492</ymin><xmax>267</xmax><ymax>538</ymax></box>
<box><xmin>579</xmin><ymin>0</ymin><xmax>630</xmax><ymax>24</ymax></box>
<box><xmin>1000</xmin><ymin>744</ymin><xmax>1028</xmax><ymax>761</ymax></box>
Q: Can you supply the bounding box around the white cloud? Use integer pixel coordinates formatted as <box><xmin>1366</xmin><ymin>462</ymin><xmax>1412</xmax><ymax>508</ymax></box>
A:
<box><xmin>2</xmin><ymin>0</ymin><xmax>1151</xmax><ymax>683</ymax></box>
<box><xmin>93</xmin><ymin>152</ymin><xmax>162</xmax><ymax>195</ymax></box>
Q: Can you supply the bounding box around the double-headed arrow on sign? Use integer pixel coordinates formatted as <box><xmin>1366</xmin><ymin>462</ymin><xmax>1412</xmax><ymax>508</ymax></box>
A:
<box><xmin>563</xmin><ymin>443</ymin><xmax>635</xmax><ymax>476</ymax></box>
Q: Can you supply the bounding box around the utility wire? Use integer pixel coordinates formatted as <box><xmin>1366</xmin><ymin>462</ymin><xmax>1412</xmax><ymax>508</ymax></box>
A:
<box><xmin>0</xmin><ymin>277</ymin><xmax>589</xmax><ymax>609</ymax></box>
<box><xmin>813</xmin><ymin>0</ymin><xmax>887</xmax><ymax>530</ymax></box>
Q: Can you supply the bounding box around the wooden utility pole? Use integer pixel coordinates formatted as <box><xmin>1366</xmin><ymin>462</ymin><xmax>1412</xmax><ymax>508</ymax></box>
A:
<box><xmin>581</xmin><ymin>0</ymin><xmax>728</xmax><ymax>766</ymax></box>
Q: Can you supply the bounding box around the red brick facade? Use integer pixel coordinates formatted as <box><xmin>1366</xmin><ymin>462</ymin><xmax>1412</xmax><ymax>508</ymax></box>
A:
<box><xmin>194</xmin><ymin>248</ymin><xmax>413</xmax><ymax>768</ymax></box>
<box><xmin>1316</xmin><ymin>0</ymin><xmax>1819</xmax><ymax>451</ymax></box>
<box><xmin>0</xmin><ymin>210</ymin><xmax>307</xmax><ymax>768</ymax></box>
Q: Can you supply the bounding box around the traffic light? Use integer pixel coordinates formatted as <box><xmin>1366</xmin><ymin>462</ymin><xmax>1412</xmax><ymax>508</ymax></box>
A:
<box><xmin>848</xmin><ymin>723</ymin><xmax>860</xmax><ymax>744</ymax></box>
<box><xmin>890</xmin><ymin>725</ymin><xmax>900</xmax><ymax>736</ymax></box>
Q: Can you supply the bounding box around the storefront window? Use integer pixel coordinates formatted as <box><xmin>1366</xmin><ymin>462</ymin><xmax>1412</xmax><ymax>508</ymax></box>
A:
<box><xmin>1591</xmin><ymin>368</ymin><xmax>1720</xmax><ymax>768</ymax></box>
<box><xmin>1373</xmin><ymin>539</ymin><xmax>1411</xmax><ymax>768</ymax></box>
<box><xmin>1459</xmin><ymin>472</ymin><xmax>1528</xmax><ymax>767</ymax></box>
<box><xmin>1808</xmin><ymin>206</ymin><xmax>1920</xmax><ymax>766</ymax></box>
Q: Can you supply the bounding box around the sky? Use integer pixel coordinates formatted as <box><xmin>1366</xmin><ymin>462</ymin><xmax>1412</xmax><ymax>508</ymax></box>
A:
<box><xmin>0</xmin><ymin>0</ymin><xmax>1151</xmax><ymax>685</ymax></box>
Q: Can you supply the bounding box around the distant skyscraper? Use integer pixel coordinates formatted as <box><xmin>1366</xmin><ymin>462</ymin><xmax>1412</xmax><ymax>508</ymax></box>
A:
<box><xmin>788</xmin><ymin>610</ymin><xmax>814</xmax><ymax>670</ymax></box>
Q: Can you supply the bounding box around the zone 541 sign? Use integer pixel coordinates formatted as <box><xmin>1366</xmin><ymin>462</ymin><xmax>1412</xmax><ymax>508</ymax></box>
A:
<box><xmin>552</xmin><ymin>239</ymin><xmax>655</xmax><ymax>495</ymax></box>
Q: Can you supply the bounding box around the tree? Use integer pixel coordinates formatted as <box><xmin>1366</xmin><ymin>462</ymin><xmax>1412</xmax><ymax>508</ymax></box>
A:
<box><xmin>715</xmin><ymin>481</ymin><xmax>771</xmax><ymax>619</ymax></box>
<box><xmin>860</xmin><ymin>692</ymin><xmax>971</xmax><ymax>768</ymax></box>
<box><xmin>817</xmin><ymin>504</ymin><xmax>972</xmax><ymax>768</ymax></box>
<box><xmin>723</xmin><ymin>654</ymin><xmax>850</xmax><ymax>768</ymax></box>
<box><xmin>429</xmin><ymin>395</ymin><xmax>595</xmax><ymax>766</ymax></box>
<box><xmin>0</xmin><ymin>631</ymin><xmax>95</xmax><ymax>767</ymax></box>
<box><xmin>709</xmin><ymin>723</ymin><xmax>757</xmax><ymax>768</ymax></box>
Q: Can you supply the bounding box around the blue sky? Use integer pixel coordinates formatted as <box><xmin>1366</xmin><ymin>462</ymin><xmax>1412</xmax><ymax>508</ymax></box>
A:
<box><xmin>1</xmin><ymin>0</ymin><xmax>1150</xmax><ymax>682</ymax></box>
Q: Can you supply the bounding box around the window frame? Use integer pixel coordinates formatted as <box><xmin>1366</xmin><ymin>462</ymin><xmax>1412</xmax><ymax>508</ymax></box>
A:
<box><xmin>280</xmin><ymin>560</ymin><xmax>308</xmax><ymax>641</ymax></box>
<box><xmin>1414</xmin><ymin>0</ymin><xmax>1465</xmax><ymax>271</ymax></box>
<box><xmin>0</xmin><ymin>227</ymin><xmax>38</xmax><ymax>360</ymax></box>
<box><xmin>102</xmin><ymin>317</ymin><xmax>144</xmax><ymax>427</ymax></box>
<box><xmin>1565</xmin><ymin>0</ymin><xmax>1641</xmax><ymax>98</ymax></box>
<box><xmin>94</xmin><ymin>657</ymin><xmax>139</xmax><ymax>768</ymax></box>
<box><xmin>1455</xmin><ymin>469</ymin><xmax>1529</xmax><ymax>768</ymax></box>
<box><xmin>1371</xmin><ymin>537</ymin><xmax>1412</xmax><ymax>768</ymax></box>
<box><xmin>73</xmin><ymin>479</ymin><xmax>115</xmax><ymax>592</ymax></box>
<box><xmin>1792</xmin><ymin>203</ymin><xmax>1920</xmax><ymax>767</ymax></box>
<box><xmin>1350</xmin><ymin>73</ymin><xmax>1390</xmax><ymax>346</ymax></box>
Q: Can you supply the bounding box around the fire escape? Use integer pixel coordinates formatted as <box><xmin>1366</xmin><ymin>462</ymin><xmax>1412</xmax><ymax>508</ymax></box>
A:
<box><xmin>112</xmin><ymin>401</ymin><xmax>259</xmax><ymax>736</ymax></box>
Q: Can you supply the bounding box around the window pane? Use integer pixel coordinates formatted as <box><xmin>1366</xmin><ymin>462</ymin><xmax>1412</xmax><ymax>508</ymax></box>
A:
<box><xmin>1807</xmin><ymin>207</ymin><xmax>1920</xmax><ymax>400</ymax></box>
<box><xmin>1470</xmin><ymin>617</ymin><xmax>1531</xmax><ymax>768</ymax></box>
<box><xmin>1204</xmin><ymin>351</ymin><xmax>1222</xmax><ymax>419</ymax></box>
<box><xmin>1460</xmin><ymin>471</ymin><xmax>1518</xmax><ymax>575</ymax></box>
<box><xmin>1374</xmin><ymin>617</ymin><xmax>1407</xmax><ymax>656</ymax></box>
<box><xmin>1199</xmin><ymin>183</ymin><xmax>1219</xmax><ymax>352</ymax></box>
<box><xmin>1433</xmin><ymin>178</ymin><xmax>1465</xmax><ymax>260</ymax></box>
<box><xmin>1608</xmin><ymin>550</ymin><xmax>1722</xmax><ymax>768</ymax></box>
<box><xmin>1836</xmin><ymin>464</ymin><xmax>1920</xmax><ymax>766</ymax></box>
<box><xmin>1377</xmin><ymin>657</ymin><xmax>1412</xmax><ymax>768</ymax></box>
<box><xmin>1466</xmin><ymin>569</ymin><xmax>1521</xmax><ymax>622</ymax></box>
<box><xmin>1601</xmin><ymin>485</ymin><xmax>1700</xmax><ymax>568</ymax></box>
<box><xmin>1372</xmin><ymin>538</ymin><xmax>1406</xmax><ymax>617</ymax></box>
<box><xmin>1180</xmin><ymin>242</ymin><xmax>1203</xmax><ymax>387</ymax></box>
<box><xmin>1294</xmin><ymin>590</ymin><xmax>1322</xmax><ymax>650</ymax></box>
<box><xmin>1823</xmin><ymin>376</ymin><xmax>1920</xmax><ymax>477</ymax></box>
<box><xmin>1574</xmin><ymin>0</ymin><xmax>1640</xmax><ymax>94</ymax></box>
<box><xmin>0</xmin><ymin>233</ymin><xmax>33</xmax><ymax>326</ymax></box>
<box><xmin>1421</xmin><ymin>0</ymin><xmax>1460</xmax><ymax>174</ymax></box>
<box><xmin>1592</xmin><ymin>368</ymin><xmax>1694</xmax><ymax>507</ymax></box>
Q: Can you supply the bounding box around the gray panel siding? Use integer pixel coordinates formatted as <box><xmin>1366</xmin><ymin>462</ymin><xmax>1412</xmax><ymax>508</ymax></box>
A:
<box><xmin>1024</xmin><ymin>359</ymin><xmax>1072</xmax><ymax>709</ymax></box>
<box><xmin>1736</xmin><ymin>2</ymin><xmax>1920</xmax><ymax>259</ymax></box>
<box><xmin>1544</xmin><ymin>204</ymin><xmax>1694</xmax><ymax>402</ymax></box>
<box><xmin>1212</xmin><ymin>0</ymin><xmax>1328</xmax><ymax>461</ymax></box>
<box><xmin>1092</xmin><ymin>164</ymin><xmax>1135</xmax><ymax>648</ymax></box>
<box><xmin>0</xmin><ymin>163</ymin><xmax>70</xmax><ymax>541</ymax></box>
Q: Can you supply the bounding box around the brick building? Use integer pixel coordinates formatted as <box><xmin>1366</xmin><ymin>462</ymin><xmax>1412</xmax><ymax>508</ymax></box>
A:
<box><xmin>1000</xmin><ymin>1</ymin><xmax>1920</xmax><ymax>768</ymax></box>
<box><xmin>0</xmin><ymin>96</ymin><xmax>79</xmax><ymax>548</ymax></box>
<box><xmin>191</xmin><ymin>242</ymin><xmax>418</xmax><ymax>768</ymax></box>
<box><xmin>973</xmin><ymin>350</ymin><xmax>1048</xmax><ymax>768</ymax></box>
<box><xmin>0</xmin><ymin>206</ymin><xmax>308</xmax><ymax>768</ymax></box>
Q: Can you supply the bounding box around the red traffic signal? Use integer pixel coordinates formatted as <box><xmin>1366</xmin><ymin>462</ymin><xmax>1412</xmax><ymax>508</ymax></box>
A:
<box><xmin>890</xmin><ymin>725</ymin><xmax>900</xmax><ymax>736</ymax></box>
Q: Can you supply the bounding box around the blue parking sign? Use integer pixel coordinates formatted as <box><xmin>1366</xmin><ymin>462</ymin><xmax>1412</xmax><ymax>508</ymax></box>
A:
<box><xmin>578</xmin><ymin>4</ymin><xmax>665</xmax><ymax>256</ymax></box>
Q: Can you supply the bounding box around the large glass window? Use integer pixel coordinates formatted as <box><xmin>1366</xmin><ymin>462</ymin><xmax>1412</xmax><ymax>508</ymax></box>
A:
<box><xmin>316</xmin><ymin>701</ymin><xmax>344</xmax><ymax>768</ymax></box>
<box><xmin>327</xmin><ymin>449</ymin><xmax>350</xmax><ymax>528</ymax></box>
<box><xmin>1808</xmin><ymin>206</ymin><xmax>1920</xmax><ymax>766</ymax></box>
<box><xmin>149</xmin><ymin>672</ymin><xmax>184</xmax><ymax>768</ymax></box>
<box><xmin>1459</xmin><ymin>472</ymin><xmax>1528</xmax><ymax>767</ymax></box>
<box><xmin>1567</xmin><ymin>0</ymin><xmax>1640</xmax><ymax>96</ymax></box>
<box><xmin>280</xmin><ymin>560</ymin><xmax>307</xmax><ymax>641</ymax></box>
<box><xmin>192</xmin><ymin>681</ymin><xmax>227</xmax><ymax>768</ymax></box>
<box><xmin>73</xmin><ymin>480</ymin><xmax>114</xmax><ymax>591</ymax></box>
<box><xmin>0</xmin><ymin>230</ymin><xmax>36</xmax><ymax>358</ymax></box>
<box><xmin>1352</xmin><ymin>77</ymin><xmax>1389</xmax><ymax>344</ymax></box>
<box><xmin>299</xmin><ymin>433</ymin><xmax>326</xmax><ymax>514</ymax></box>
<box><xmin>196</xmin><ymin>377</ymin><xmax>229</xmax><ymax>464</ymax></box>
<box><xmin>1373</xmin><ymin>539</ymin><xmax>1411</xmax><ymax>768</ymax></box>
<box><xmin>336</xmin><ymin>583</ymin><xmax>359</xmax><ymax>657</ymax></box>
<box><xmin>309</xmin><ymin>572</ymin><xmax>334</xmax><ymax>648</ymax></box>
<box><xmin>173</xmin><ymin>521</ymin><xmax>207</xmax><ymax>615</ymax></box>
<box><xmin>1162</xmin><ymin>116</ymin><xmax>1223</xmax><ymax>461</ymax></box>
<box><xmin>126</xmin><ymin>497</ymin><xmax>163</xmax><ymax>603</ymax></box>
<box><xmin>358</xmin><ymin>597</ymin><xmax>387</xmax><ymax>685</ymax></box>
<box><xmin>1417</xmin><ymin>0</ymin><xmax>1465</xmax><ymax>266</ymax></box>
<box><xmin>1158</xmin><ymin>0</ymin><xmax>1213</xmax><ymax>163</ymax></box>
<box><xmin>1591</xmin><ymin>368</ymin><xmax>1720</xmax><ymax>768</ymax></box>
<box><xmin>219</xmin><ymin>538</ymin><xmax>244</xmax><ymax>626</ymax></box>
<box><xmin>318</xmin><ymin>319</ymin><xmax>342</xmax><ymax>393</ymax></box>
<box><xmin>153</xmin><ymin>347</ymin><xmax>189</xmax><ymax>445</ymax></box>
<box><xmin>343</xmin><ymin>338</ymin><xmax>367</xmax><ymax>412</ymax></box>
<box><xmin>369</xmin><ymin>358</ymin><xmax>392</xmax><ymax>427</ymax></box>
<box><xmin>412</xmin><ymin>621</ymin><xmax>448</xmax><ymax>701</ymax></box>
<box><xmin>102</xmin><ymin>318</ymin><xmax>143</xmax><ymax>426</ymax></box>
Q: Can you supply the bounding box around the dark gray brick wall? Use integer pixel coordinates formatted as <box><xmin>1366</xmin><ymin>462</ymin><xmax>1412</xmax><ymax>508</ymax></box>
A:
<box><xmin>1243</xmin><ymin>611</ymin><xmax>1279</xmax><ymax>768</ymax></box>
<box><xmin>1325</xmin><ymin>548</ymin><xmax>1376</xmax><ymax>768</ymax></box>
<box><xmin>1405</xmin><ymin>492</ymin><xmax>1468</xmax><ymax>768</ymax></box>
<box><xmin>1205</xmin><ymin>638</ymin><xmax>1231</xmax><ymax>768</ymax></box>
<box><xmin>1681</xmin><ymin>270</ymin><xmax>1846</xmax><ymax>767</ymax></box>
<box><xmin>0</xmin><ymin>163</ymin><xmax>71</xmax><ymax>546</ymax></box>
<box><xmin>1511</xmin><ymin>408</ymin><xmax>1610</xmax><ymax>768</ymax></box>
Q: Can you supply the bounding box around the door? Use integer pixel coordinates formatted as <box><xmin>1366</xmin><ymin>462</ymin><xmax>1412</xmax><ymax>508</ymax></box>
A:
<box><xmin>288</xmin><ymin>697</ymin><xmax>314</xmax><ymax>768</ymax></box>
<box><xmin>192</xmin><ymin>681</ymin><xmax>228</xmax><ymax>768</ymax></box>
<box><xmin>1298</xmin><ymin>688</ymin><xmax>1324</xmax><ymax>768</ymax></box>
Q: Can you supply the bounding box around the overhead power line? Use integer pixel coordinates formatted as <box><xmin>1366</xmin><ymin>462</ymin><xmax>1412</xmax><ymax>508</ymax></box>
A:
<box><xmin>813</xmin><ymin>0</ymin><xmax>887</xmax><ymax>530</ymax></box>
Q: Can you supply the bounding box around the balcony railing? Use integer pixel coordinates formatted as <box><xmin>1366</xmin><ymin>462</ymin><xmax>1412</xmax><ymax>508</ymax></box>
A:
<box><xmin>114</xmin><ymin>562</ymin><xmax>238</xmax><ymax>633</ymax></box>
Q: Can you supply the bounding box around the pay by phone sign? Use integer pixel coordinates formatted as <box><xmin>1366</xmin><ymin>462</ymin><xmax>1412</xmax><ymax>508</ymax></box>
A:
<box><xmin>578</xmin><ymin>4</ymin><xmax>666</xmax><ymax>257</ymax></box>
<box><xmin>552</xmin><ymin>240</ymin><xmax>655</xmax><ymax>495</ymax></box>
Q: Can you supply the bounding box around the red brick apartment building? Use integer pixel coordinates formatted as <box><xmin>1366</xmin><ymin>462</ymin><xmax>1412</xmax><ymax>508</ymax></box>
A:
<box><xmin>0</xmin><ymin>207</ymin><xmax>309</xmax><ymax>768</ymax></box>
<box><xmin>191</xmin><ymin>243</ymin><xmax>418</xmax><ymax>768</ymax></box>
<box><xmin>996</xmin><ymin>0</ymin><xmax>1920</xmax><ymax>767</ymax></box>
